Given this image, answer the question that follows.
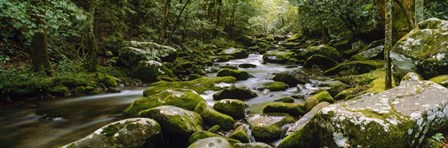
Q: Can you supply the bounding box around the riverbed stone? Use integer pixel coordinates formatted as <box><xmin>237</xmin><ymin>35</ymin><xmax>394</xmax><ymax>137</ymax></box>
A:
<box><xmin>194</xmin><ymin>102</ymin><xmax>235</xmax><ymax>130</ymax></box>
<box><xmin>217</xmin><ymin>68</ymin><xmax>250</xmax><ymax>80</ymax></box>
<box><xmin>303</xmin><ymin>54</ymin><xmax>338</xmax><ymax>69</ymax></box>
<box><xmin>221</xmin><ymin>48</ymin><xmax>249</xmax><ymax>59</ymax></box>
<box><xmin>138</xmin><ymin>105</ymin><xmax>203</xmax><ymax>136</ymax></box>
<box><xmin>391</xmin><ymin>18</ymin><xmax>448</xmax><ymax>79</ymax></box>
<box><xmin>213</xmin><ymin>86</ymin><xmax>258</xmax><ymax>101</ymax></box>
<box><xmin>124</xmin><ymin>88</ymin><xmax>205</xmax><ymax>116</ymax></box>
<box><xmin>279</xmin><ymin>80</ymin><xmax>448</xmax><ymax>147</ymax></box>
<box><xmin>62</xmin><ymin>118</ymin><xmax>161</xmax><ymax>148</ymax></box>
<box><xmin>213</xmin><ymin>99</ymin><xmax>249</xmax><ymax>119</ymax></box>
<box><xmin>263</xmin><ymin>102</ymin><xmax>307</xmax><ymax>116</ymax></box>
<box><xmin>304</xmin><ymin>91</ymin><xmax>333</xmax><ymax>111</ymax></box>
<box><xmin>133</xmin><ymin>60</ymin><xmax>175</xmax><ymax>82</ymax></box>
<box><xmin>273</xmin><ymin>69</ymin><xmax>310</xmax><ymax>86</ymax></box>
<box><xmin>262</xmin><ymin>51</ymin><xmax>295</xmax><ymax>64</ymax></box>
<box><xmin>229</xmin><ymin>125</ymin><xmax>250</xmax><ymax>143</ymax></box>
<box><xmin>188</xmin><ymin>137</ymin><xmax>233</xmax><ymax>148</ymax></box>
<box><xmin>324</xmin><ymin>60</ymin><xmax>384</xmax><ymax>76</ymax></box>
<box><xmin>233</xmin><ymin>142</ymin><xmax>273</xmax><ymax>148</ymax></box>
<box><xmin>247</xmin><ymin>113</ymin><xmax>296</xmax><ymax>141</ymax></box>
<box><xmin>258</xmin><ymin>82</ymin><xmax>289</xmax><ymax>91</ymax></box>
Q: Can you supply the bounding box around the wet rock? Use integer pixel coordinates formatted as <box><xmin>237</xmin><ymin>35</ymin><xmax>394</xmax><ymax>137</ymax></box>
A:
<box><xmin>401</xmin><ymin>72</ymin><xmax>424</xmax><ymax>84</ymax></box>
<box><xmin>213</xmin><ymin>99</ymin><xmax>249</xmax><ymax>119</ymax></box>
<box><xmin>62</xmin><ymin>118</ymin><xmax>161</xmax><ymax>148</ymax></box>
<box><xmin>391</xmin><ymin>18</ymin><xmax>448</xmax><ymax>79</ymax></box>
<box><xmin>303</xmin><ymin>54</ymin><xmax>338</xmax><ymax>69</ymax></box>
<box><xmin>118</xmin><ymin>41</ymin><xmax>177</xmax><ymax>66</ymax></box>
<box><xmin>258</xmin><ymin>82</ymin><xmax>289</xmax><ymax>91</ymax></box>
<box><xmin>239</xmin><ymin>63</ymin><xmax>257</xmax><ymax>68</ymax></box>
<box><xmin>263</xmin><ymin>102</ymin><xmax>307</xmax><ymax>116</ymax></box>
<box><xmin>229</xmin><ymin>125</ymin><xmax>250</xmax><ymax>143</ymax></box>
<box><xmin>124</xmin><ymin>88</ymin><xmax>205</xmax><ymax>116</ymax></box>
<box><xmin>281</xmin><ymin>80</ymin><xmax>448</xmax><ymax>147</ymax></box>
<box><xmin>262</xmin><ymin>51</ymin><xmax>295</xmax><ymax>64</ymax></box>
<box><xmin>273</xmin><ymin>70</ymin><xmax>310</xmax><ymax>86</ymax></box>
<box><xmin>143</xmin><ymin>77</ymin><xmax>236</xmax><ymax>96</ymax></box>
<box><xmin>188</xmin><ymin>137</ymin><xmax>232</xmax><ymax>148</ymax></box>
<box><xmin>304</xmin><ymin>91</ymin><xmax>333</xmax><ymax>111</ymax></box>
<box><xmin>133</xmin><ymin>60</ymin><xmax>175</xmax><ymax>82</ymax></box>
<box><xmin>138</xmin><ymin>105</ymin><xmax>203</xmax><ymax>135</ymax></box>
<box><xmin>351</xmin><ymin>40</ymin><xmax>384</xmax><ymax>60</ymax></box>
<box><xmin>324</xmin><ymin>60</ymin><xmax>384</xmax><ymax>76</ymax></box>
<box><xmin>216</xmin><ymin>55</ymin><xmax>234</xmax><ymax>62</ymax></box>
<box><xmin>217</xmin><ymin>68</ymin><xmax>250</xmax><ymax>80</ymax></box>
<box><xmin>213</xmin><ymin>86</ymin><xmax>258</xmax><ymax>101</ymax></box>
<box><xmin>298</xmin><ymin>45</ymin><xmax>341</xmax><ymax>61</ymax></box>
<box><xmin>247</xmin><ymin>113</ymin><xmax>295</xmax><ymax>141</ymax></box>
<box><xmin>315</xmin><ymin>80</ymin><xmax>348</xmax><ymax>96</ymax></box>
<box><xmin>233</xmin><ymin>142</ymin><xmax>273</xmax><ymax>148</ymax></box>
<box><xmin>188</xmin><ymin>131</ymin><xmax>241</xmax><ymax>145</ymax></box>
<box><xmin>221</xmin><ymin>48</ymin><xmax>249</xmax><ymax>59</ymax></box>
<box><xmin>274</xmin><ymin>97</ymin><xmax>295</xmax><ymax>103</ymax></box>
<box><xmin>195</xmin><ymin>102</ymin><xmax>235</xmax><ymax>130</ymax></box>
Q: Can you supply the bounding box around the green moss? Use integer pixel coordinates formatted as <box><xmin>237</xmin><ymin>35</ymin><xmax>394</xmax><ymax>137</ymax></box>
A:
<box><xmin>208</xmin><ymin>125</ymin><xmax>221</xmax><ymax>133</ymax></box>
<box><xmin>212</xmin><ymin>86</ymin><xmax>257</xmax><ymax>100</ymax></box>
<box><xmin>263</xmin><ymin>102</ymin><xmax>306</xmax><ymax>116</ymax></box>
<box><xmin>247</xmin><ymin>113</ymin><xmax>296</xmax><ymax>141</ymax></box>
<box><xmin>299</xmin><ymin>45</ymin><xmax>341</xmax><ymax>61</ymax></box>
<box><xmin>258</xmin><ymin>82</ymin><xmax>289</xmax><ymax>91</ymax></box>
<box><xmin>262</xmin><ymin>51</ymin><xmax>295</xmax><ymax>64</ymax></box>
<box><xmin>188</xmin><ymin>131</ymin><xmax>241</xmax><ymax>145</ymax></box>
<box><xmin>274</xmin><ymin>97</ymin><xmax>295</xmax><ymax>103</ymax></box>
<box><xmin>304</xmin><ymin>97</ymin><xmax>319</xmax><ymax>111</ymax></box>
<box><xmin>429</xmin><ymin>75</ymin><xmax>448</xmax><ymax>87</ymax></box>
<box><xmin>310</xmin><ymin>91</ymin><xmax>334</xmax><ymax>103</ymax></box>
<box><xmin>334</xmin><ymin>87</ymin><xmax>366</xmax><ymax>100</ymax></box>
<box><xmin>229</xmin><ymin>125</ymin><xmax>250</xmax><ymax>143</ymax></box>
<box><xmin>217</xmin><ymin>69</ymin><xmax>250</xmax><ymax>80</ymax></box>
<box><xmin>194</xmin><ymin>102</ymin><xmax>235</xmax><ymax>130</ymax></box>
<box><xmin>48</xmin><ymin>85</ymin><xmax>70</xmax><ymax>96</ymax></box>
<box><xmin>277</xmin><ymin>121</ymin><xmax>318</xmax><ymax>148</ymax></box>
<box><xmin>124</xmin><ymin>88</ymin><xmax>205</xmax><ymax>116</ymax></box>
<box><xmin>213</xmin><ymin>99</ymin><xmax>249</xmax><ymax>119</ymax></box>
<box><xmin>324</xmin><ymin>60</ymin><xmax>384</xmax><ymax>76</ymax></box>
<box><xmin>143</xmin><ymin>77</ymin><xmax>236</xmax><ymax>96</ymax></box>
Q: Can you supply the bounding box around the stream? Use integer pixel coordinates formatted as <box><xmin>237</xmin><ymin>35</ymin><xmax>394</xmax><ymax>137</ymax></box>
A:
<box><xmin>0</xmin><ymin>53</ymin><xmax>329</xmax><ymax>148</ymax></box>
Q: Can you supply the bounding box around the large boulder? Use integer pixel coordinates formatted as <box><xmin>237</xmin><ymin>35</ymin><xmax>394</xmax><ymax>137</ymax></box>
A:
<box><xmin>303</xmin><ymin>54</ymin><xmax>338</xmax><ymax>69</ymax></box>
<box><xmin>273</xmin><ymin>70</ymin><xmax>310</xmax><ymax>86</ymax></box>
<box><xmin>258</xmin><ymin>82</ymin><xmax>289</xmax><ymax>91</ymax></box>
<box><xmin>279</xmin><ymin>80</ymin><xmax>448</xmax><ymax>147</ymax></box>
<box><xmin>263</xmin><ymin>102</ymin><xmax>307</xmax><ymax>116</ymax></box>
<box><xmin>391</xmin><ymin>18</ymin><xmax>448</xmax><ymax>79</ymax></box>
<box><xmin>188</xmin><ymin>137</ymin><xmax>233</xmax><ymax>148</ymax></box>
<box><xmin>213</xmin><ymin>99</ymin><xmax>249</xmax><ymax>119</ymax></box>
<box><xmin>351</xmin><ymin>40</ymin><xmax>384</xmax><ymax>60</ymax></box>
<box><xmin>298</xmin><ymin>45</ymin><xmax>341</xmax><ymax>61</ymax></box>
<box><xmin>220</xmin><ymin>48</ymin><xmax>249</xmax><ymax>59</ymax></box>
<box><xmin>124</xmin><ymin>88</ymin><xmax>205</xmax><ymax>116</ymax></box>
<box><xmin>217</xmin><ymin>69</ymin><xmax>250</xmax><ymax>80</ymax></box>
<box><xmin>262</xmin><ymin>51</ymin><xmax>295</xmax><ymax>64</ymax></box>
<box><xmin>194</xmin><ymin>102</ymin><xmax>235</xmax><ymax>130</ymax></box>
<box><xmin>143</xmin><ymin>77</ymin><xmax>236</xmax><ymax>96</ymax></box>
<box><xmin>133</xmin><ymin>60</ymin><xmax>174</xmax><ymax>82</ymax></box>
<box><xmin>118</xmin><ymin>41</ymin><xmax>177</xmax><ymax>66</ymax></box>
<box><xmin>229</xmin><ymin>125</ymin><xmax>251</xmax><ymax>143</ymax></box>
<box><xmin>62</xmin><ymin>118</ymin><xmax>161</xmax><ymax>148</ymax></box>
<box><xmin>138</xmin><ymin>105</ymin><xmax>203</xmax><ymax>136</ymax></box>
<box><xmin>213</xmin><ymin>86</ymin><xmax>258</xmax><ymax>100</ymax></box>
<box><xmin>247</xmin><ymin>113</ymin><xmax>296</xmax><ymax>141</ymax></box>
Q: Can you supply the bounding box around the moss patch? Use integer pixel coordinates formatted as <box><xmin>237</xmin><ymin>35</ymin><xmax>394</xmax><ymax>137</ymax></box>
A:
<box><xmin>143</xmin><ymin>77</ymin><xmax>236</xmax><ymax>96</ymax></box>
<box><xmin>194</xmin><ymin>102</ymin><xmax>235</xmax><ymax>130</ymax></box>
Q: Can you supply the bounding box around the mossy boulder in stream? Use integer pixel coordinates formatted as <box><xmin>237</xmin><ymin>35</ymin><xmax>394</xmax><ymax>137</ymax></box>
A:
<box><xmin>133</xmin><ymin>60</ymin><xmax>174</xmax><ymax>82</ymax></box>
<box><xmin>262</xmin><ymin>51</ymin><xmax>295</xmax><ymax>64</ymax></box>
<box><xmin>233</xmin><ymin>142</ymin><xmax>273</xmax><ymax>148</ymax></box>
<box><xmin>304</xmin><ymin>91</ymin><xmax>333</xmax><ymax>111</ymax></box>
<box><xmin>273</xmin><ymin>69</ymin><xmax>310</xmax><ymax>86</ymax></box>
<box><xmin>229</xmin><ymin>125</ymin><xmax>251</xmax><ymax>143</ymax></box>
<box><xmin>217</xmin><ymin>68</ymin><xmax>250</xmax><ymax>80</ymax></box>
<box><xmin>324</xmin><ymin>60</ymin><xmax>384</xmax><ymax>76</ymax></box>
<box><xmin>213</xmin><ymin>99</ymin><xmax>249</xmax><ymax>119</ymax></box>
<box><xmin>188</xmin><ymin>131</ymin><xmax>241</xmax><ymax>145</ymax></box>
<box><xmin>143</xmin><ymin>77</ymin><xmax>236</xmax><ymax>96</ymax></box>
<box><xmin>391</xmin><ymin>18</ymin><xmax>448</xmax><ymax>79</ymax></box>
<box><xmin>62</xmin><ymin>118</ymin><xmax>161</xmax><ymax>148</ymax></box>
<box><xmin>303</xmin><ymin>54</ymin><xmax>338</xmax><ymax>69</ymax></box>
<box><xmin>279</xmin><ymin>80</ymin><xmax>448</xmax><ymax>147</ymax></box>
<box><xmin>124</xmin><ymin>88</ymin><xmax>205</xmax><ymax>116</ymax></box>
<box><xmin>263</xmin><ymin>102</ymin><xmax>307</xmax><ymax>116</ymax></box>
<box><xmin>118</xmin><ymin>41</ymin><xmax>177</xmax><ymax>66</ymax></box>
<box><xmin>194</xmin><ymin>102</ymin><xmax>235</xmax><ymax>130</ymax></box>
<box><xmin>258</xmin><ymin>82</ymin><xmax>289</xmax><ymax>91</ymax></box>
<box><xmin>220</xmin><ymin>48</ymin><xmax>249</xmax><ymax>59</ymax></box>
<box><xmin>351</xmin><ymin>40</ymin><xmax>384</xmax><ymax>60</ymax></box>
<box><xmin>213</xmin><ymin>86</ymin><xmax>257</xmax><ymax>100</ymax></box>
<box><xmin>297</xmin><ymin>45</ymin><xmax>341</xmax><ymax>61</ymax></box>
<box><xmin>138</xmin><ymin>105</ymin><xmax>203</xmax><ymax>136</ymax></box>
<box><xmin>247</xmin><ymin>113</ymin><xmax>296</xmax><ymax>141</ymax></box>
<box><xmin>188</xmin><ymin>137</ymin><xmax>232</xmax><ymax>148</ymax></box>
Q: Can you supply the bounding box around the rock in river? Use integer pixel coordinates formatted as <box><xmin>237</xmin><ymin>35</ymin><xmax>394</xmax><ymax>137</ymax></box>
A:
<box><xmin>213</xmin><ymin>86</ymin><xmax>257</xmax><ymax>100</ymax></box>
<box><xmin>213</xmin><ymin>99</ymin><xmax>249</xmax><ymax>119</ymax></box>
<box><xmin>194</xmin><ymin>102</ymin><xmax>235</xmax><ymax>130</ymax></box>
<box><xmin>247</xmin><ymin>113</ymin><xmax>295</xmax><ymax>141</ymax></box>
<box><xmin>188</xmin><ymin>137</ymin><xmax>233</xmax><ymax>148</ymax></box>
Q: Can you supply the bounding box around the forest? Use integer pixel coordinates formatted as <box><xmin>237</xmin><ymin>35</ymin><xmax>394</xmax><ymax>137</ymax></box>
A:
<box><xmin>1</xmin><ymin>0</ymin><xmax>448</xmax><ymax>147</ymax></box>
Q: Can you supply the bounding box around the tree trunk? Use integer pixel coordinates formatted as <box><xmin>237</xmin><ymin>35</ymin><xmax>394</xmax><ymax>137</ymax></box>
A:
<box><xmin>393</xmin><ymin>0</ymin><xmax>414</xmax><ymax>29</ymax></box>
<box><xmin>414</xmin><ymin>0</ymin><xmax>424</xmax><ymax>27</ymax></box>
<box><xmin>320</xmin><ymin>25</ymin><xmax>330</xmax><ymax>44</ymax></box>
<box><xmin>161</xmin><ymin>0</ymin><xmax>172</xmax><ymax>42</ymax></box>
<box><xmin>83</xmin><ymin>1</ymin><xmax>98</xmax><ymax>72</ymax></box>
<box><xmin>170</xmin><ymin>0</ymin><xmax>191</xmax><ymax>41</ymax></box>
<box><xmin>385</xmin><ymin>0</ymin><xmax>393</xmax><ymax>89</ymax></box>
<box><xmin>31</xmin><ymin>0</ymin><xmax>52</xmax><ymax>75</ymax></box>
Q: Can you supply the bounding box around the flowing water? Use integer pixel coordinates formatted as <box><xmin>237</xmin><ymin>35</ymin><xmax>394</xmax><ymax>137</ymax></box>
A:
<box><xmin>0</xmin><ymin>54</ymin><xmax>328</xmax><ymax>148</ymax></box>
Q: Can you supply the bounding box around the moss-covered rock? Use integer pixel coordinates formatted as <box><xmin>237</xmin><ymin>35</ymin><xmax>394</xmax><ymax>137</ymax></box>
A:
<box><xmin>298</xmin><ymin>45</ymin><xmax>341</xmax><ymax>61</ymax></box>
<box><xmin>213</xmin><ymin>86</ymin><xmax>257</xmax><ymax>100</ymax></box>
<box><xmin>239</xmin><ymin>63</ymin><xmax>257</xmax><ymax>68</ymax></box>
<box><xmin>188</xmin><ymin>130</ymin><xmax>241</xmax><ymax>145</ymax></box>
<box><xmin>262</xmin><ymin>51</ymin><xmax>295</xmax><ymax>64</ymax></box>
<box><xmin>401</xmin><ymin>72</ymin><xmax>423</xmax><ymax>84</ymax></box>
<box><xmin>351</xmin><ymin>40</ymin><xmax>384</xmax><ymax>60</ymax></box>
<box><xmin>314</xmin><ymin>80</ymin><xmax>348</xmax><ymax>96</ymax></box>
<box><xmin>138</xmin><ymin>105</ymin><xmax>203</xmax><ymax>136</ymax></box>
<box><xmin>342</xmin><ymin>40</ymin><xmax>367</xmax><ymax>57</ymax></box>
<box><xmin>62</xmin><ymin>118</ymin><xmax>161</xmax><ymax>148</ymax></box>
<box><xmin>324</xmin><ymin>60</ymin><xmax>384</xmax><ymax>76</ymax></box>
<box><xmin>258</xmin><ymin>82</ymin><xmax>289</xmax><ymax>91</ymax></box>
<box><xmin>429</xmin><ymin>75</ymin><xmax>448</xmax><ymax>87</ymax></box>
<box><xmin>281</xmin><ymin>80</ymin><xmax>448</xmax><ymax>147</ymax></box>
<box><xmin>391</xmin><ymin>18</ymin><xmax>448</xmax><ymax>79</ymax></box>
<box><xmin>213</xmin><ymin>99</ymin><xmax>249</xmax><ymax>119</ymax></box>
<box><xmin>217</xmin><ymin>69</ymin><xmax>250</xmax><ymax>80</ymax></box>
<box><xmin>220</xmin><ymin>48</ymin><xmax>249</xmax><ymax>59</ymax></box>
<box><xmin>124</xmin><ymin>88</ymin><xmax>205</xmax><ymax>116</ymax></box>
<box><xmin>274</xmin><ymin>97</ymin><xmax>295</xmax><ymax>103</ymax></box>
<box><xmin>303</xmin><ymin>54</ymin><xmax>338</xmax><ymax>69</ymax></box>
<box><xmin>118</xmin><ymin>41</ymin><xmax>177</xmax><ymax>66</ymax></box>
<box><xmin>133</xmin><ymin>60</ymin><xmax>174</xmax><ymax>82</ymax></box>
<box><xmin>263</xmin><ymin>102</ymin><xmax>306</xmax><ymax>116</ymax></box>
<box><xmin>273</xmin><ymin>70</ymin><xmax>310</xmax><ymax>86</ymax></box>
<box><xmin>143</xmin><ymin>77</ymin><xmax>236</xmax><ymax>96</ymax></box>
<box><xmin>194</xmin><ymin>102</ymin><xmax>235</xmax><ymax>130</ymax></box>
<box><xmin>229</xmin><ymin>125</ymin><xmax>250</xmax><ymax>143</ymax></box>
<box><xmin>304</xmin><ymin>91</ymin><xmax>333</xmax><ymax>111</ymax></box>
<box><xmin>188</xmin><ymin>137</ymin><xmax>232</xmax><ymax>148</ymax></box>
<box><xmin>233</xmin><ymin>142</ymin><xmax>273</xmax><ymax>148</ymax></box>
<box><xmin>247</xmin><ymin>113</ymin><xmax>296</xmax><ymax>141</ymax></box>
<box><xmin>216</xmin><ymin>55</ymin><xmax>234</xmax><ymax>62</ymax></box>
